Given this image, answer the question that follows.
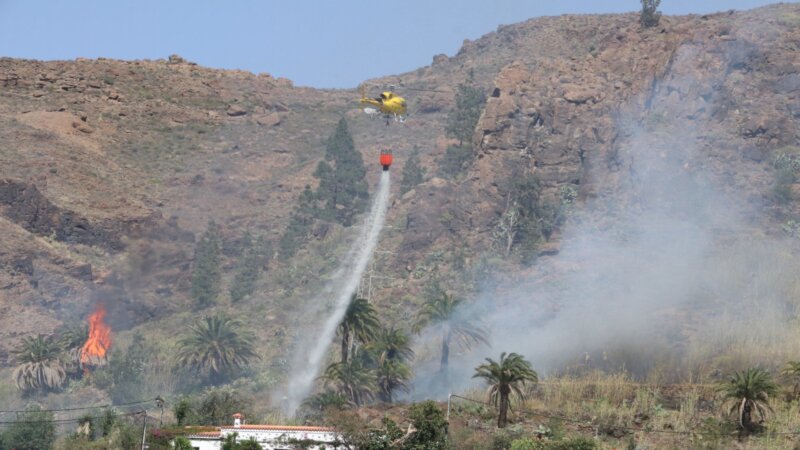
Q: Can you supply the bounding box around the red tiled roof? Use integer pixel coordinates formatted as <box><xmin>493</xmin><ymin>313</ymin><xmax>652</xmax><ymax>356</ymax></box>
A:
<box><xmin>187</xmin><ymin>431</ymin><xmax>221</xmax><ymax>439</ymax></box>
<box><xmin>220</xmin><ymin>425</ymin><xmax>335</xmax><ymax>432</ymax></box>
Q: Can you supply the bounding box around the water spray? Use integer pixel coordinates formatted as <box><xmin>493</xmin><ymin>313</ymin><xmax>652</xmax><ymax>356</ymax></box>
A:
<box><xmin>283</xmin><ymin>170</ymin><xmax>391</xmax><ymax>413</ymax></box>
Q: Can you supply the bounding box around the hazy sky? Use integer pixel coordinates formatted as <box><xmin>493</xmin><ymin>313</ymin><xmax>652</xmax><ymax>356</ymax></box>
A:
<box><xmin>0</xmin><ymin>1</ymin><xmax>793</xmax><ymax>88</ymax></box>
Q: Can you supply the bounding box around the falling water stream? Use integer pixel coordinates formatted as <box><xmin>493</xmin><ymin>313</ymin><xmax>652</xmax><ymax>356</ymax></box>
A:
<box><xmin>284</xmin><ymin>171</ymin><xmax>391</xmax><ymax>413</ymax></box>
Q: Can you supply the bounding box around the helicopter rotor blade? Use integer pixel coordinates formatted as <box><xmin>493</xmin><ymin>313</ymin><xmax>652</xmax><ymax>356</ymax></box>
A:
<box><xmin>401</xmin><ymin>87</ymin><xmax>451</xmax><ymax>93</ymax></box>
<box><xmin>361</xmin><ymin>81</ymin><xmax>451</xmax><ymax>94</ymax></box>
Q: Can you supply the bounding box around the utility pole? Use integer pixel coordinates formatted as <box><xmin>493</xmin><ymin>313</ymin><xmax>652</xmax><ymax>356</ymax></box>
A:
<box><xmin>140</xmin><ymin>409</ymin><xmax>147</xmax><ymax>450</ymax></box>
<box><xmin>156</xmin><ymin>396</ymin><xmax>165</xmax><ymax>427</ymax></box>
<box><xmin>446</xmin><ymin>393</ymin><xmax>453</xmax><ymax>421</ymax></box>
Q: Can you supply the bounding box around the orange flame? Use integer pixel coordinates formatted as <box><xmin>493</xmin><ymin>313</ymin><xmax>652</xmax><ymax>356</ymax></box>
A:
<box><xmin>80</xmin><ymin>305</ymin><xmax>112</xmax><ymax>367</ymax></box>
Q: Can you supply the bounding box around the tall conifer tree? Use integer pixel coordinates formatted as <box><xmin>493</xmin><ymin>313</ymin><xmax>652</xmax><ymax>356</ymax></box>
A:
<box><xmin>191</xmin><ymin>220</ymin><xmax>222</xmax><ymax>308</ymax></box>
<box><xmin>315</xmin><ymin>118</ymin><xmax>369</xmax><ymax>226</ymax></box>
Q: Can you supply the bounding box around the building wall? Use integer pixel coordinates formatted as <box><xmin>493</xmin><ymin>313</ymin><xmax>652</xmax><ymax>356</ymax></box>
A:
<box><xmin>224</xmin><ymin>429</ymin><xmax>337</xmax><ymax>450</ymax></box>
<box><xmin>186</xmin><ymin>439</ymin><xmax>220</xmax><ymax>450</ymax></box>
<box><xmin>188</xmin><ymin>428</ymin><xmax>338</xmax><ymax>450</ymax></box>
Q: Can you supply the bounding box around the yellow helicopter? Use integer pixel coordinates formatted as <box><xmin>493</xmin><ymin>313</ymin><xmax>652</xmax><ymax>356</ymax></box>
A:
<box><xmin>358</xmin><ymin>83</ymin><xmax>451</xmax><ymax>125</ymax></box>
<box><xmin>359</xmin><ymin>86</ymin><xmax>408</xmax><ymax>124</ymax></box>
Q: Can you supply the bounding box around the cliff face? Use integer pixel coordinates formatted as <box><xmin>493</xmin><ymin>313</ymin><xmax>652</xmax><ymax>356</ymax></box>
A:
<box><xmin>400</xmin><ymin>6</ymin><xmax>800</xmax><ymax>269</ymax></box>
<box><xmin>472</xmin><ymin>8</ymin><xmax>799</xmax><ymax>200</ymax></box>
<box><xmin>0</xmin><ymin>4</ymin><xmax>799</xmax><ymax>369</ymax></box>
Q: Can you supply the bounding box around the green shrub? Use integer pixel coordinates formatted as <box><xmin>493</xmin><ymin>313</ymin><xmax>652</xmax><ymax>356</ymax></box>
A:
<box><xmin>405</xmin><ymin>401</ymin><xmax>449</xmax><ymax>449</ymax></box>
<box><xmin>510</xmin><ymin>438</ymin><xmax>546</xmax><ymax>450</ymax></box>
<box><xmin>492</xmin><ymin>425</ymin><xmax>528</xmax><ymax>449</ymax></box>
<box><xmin>547</xmin><ymin>437</ymin><xmax>598</xmax><ymax>450</ymax></box>
<box><xmin>509</xmin><ymin>437</ymin><xmax>597</xmax><ymax>450</ymax></box>
<box><xmin>195</xmin><ymin>388</ymin><xmax>252</xmax><ymax>426</ymax></box>
<box><xmin>0</xmin><ymin>406</ymin><xmax>56</xmax><ymax>450</ymax></box>
<box><xmin>173</xmin><ymin>436</ymin><xmax>193</xmax><ymax>450</ymax></box>
<box><xmin>494</xmin><ymin>172</ymin><xmax>562</xmax><ymax>264</ymax></box>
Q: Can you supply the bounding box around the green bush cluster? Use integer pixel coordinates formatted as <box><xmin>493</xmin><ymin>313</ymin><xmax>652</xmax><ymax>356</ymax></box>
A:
<box><xmin>0</xmin><ymin>406</ymin><xmax>56</xmax><ymax>450</ymax></box>
<box><xmin>171</xmin><ymin>388</ymin><xmax>252</xmax><ymax>427</ymax></box>
<box><xmin>343</xmin><ymin>401</ymin><xmax>449</xmax><ymax>450</ymax></box>
<box><xmin>92</xmin><ymin>332</ymin><xmax>149</xmax><ymax>403</ymax></box>
<box><xmin>494</xmin><ymin>173</ymin><xmax>562</xmax><ymax>264</ymax></box>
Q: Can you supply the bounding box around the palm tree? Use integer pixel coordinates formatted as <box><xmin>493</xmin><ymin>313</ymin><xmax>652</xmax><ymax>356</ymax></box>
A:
<box><xmin>176</xmin><ymin>314</ymin><xmax>260</xmax><ymax>384</ymax></box>
<box><xmin>363</xmin><ymin>325</ymin><xmax>414</xmax><ymax>403</ymax></box>
<box><xmin>412</xmin><ymin>290</ymin><xmax>488</xmax><ymax>374</ymax></box>
<box><xmin>365</xmin><ymin>325</ymin><xmax>415</xmax><ymax>365</ymax></box>
<box><xmin>338</xmin><ymin>295</ymin><xmax>380</xmax><ymax>363</ymax></box>
<box><xmin>375</xmin><ymin>359</ymin><xmax>411</xmax><ymax>403</ymax></box>
<box><xmin>718</xmin><ymin>368</ymin><xmax>778</xmax><ymax>431</ymax></box>
<box><xmin>781</xmin><ymin>361</ymin><xmax>800</xmax><ymax>400</ymax></box>
<box><xmin>173</xmin><ymin>436</ymin><xmax>194</xmax><ymax>450</ymax></box>
<box><xmin>58</xmin><ymin>323</ymin><xmax>88</xmax><ymax>376</ymax></box>
<box><xmin>322</xmin><ymin>355</ymin><xmax>377</xmax><ymax>406</ymax></box>
<box><xmin>300</xmin><ymin>391</ymin><xmax>350</xmax><ymax>420</ymax></box>
<box><xmin>473</xmin><ymin>352</ymin><xmax>538</xmax><ymax>428</ymax></box>
<box><xmin>12</xmin><ymin>335</ymin><xmax>67</xmax><ymax>392</ymax></box>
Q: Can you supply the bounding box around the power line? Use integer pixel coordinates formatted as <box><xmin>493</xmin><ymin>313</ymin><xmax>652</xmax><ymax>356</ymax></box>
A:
<box><xmin>0</xmin><ymin>398</ymin><xmax>158</xmax><ymax>414</ymax></box>
<box><xmin>448</xmin><ymin>394</ymin><xmax>800</xmax><ymax>437</ymax></box>
<box><xmin>534</xmin><ymin>380</ymin><xmax>719</xmax><ymax>388</ymax></box>
<box><xmin>0</xmin><ymin>410</ymin><xmax>145</xmax><ymax>426</ymax></box>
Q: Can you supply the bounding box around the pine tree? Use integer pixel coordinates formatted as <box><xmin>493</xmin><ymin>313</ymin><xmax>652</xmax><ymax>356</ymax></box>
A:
<box><xmin>445</xmin><ymin>82</ymin><xmax>486</xmax><ymax>147</ymax></box>
<box><xmin>230</xmin><ymin>232</ymin><xmax>269</xmax><ymax>302</ymax></box>
<box><xmin>640</xmin><ymin>0</ymin><xmax>662</xmax><ymax>28</ymax></box>
<box><xmin>324</xmin><ymin>117</ymin><xmax>356</xmax><ymax>162</ymax></box>
<box><xmin>315</xmin><ymin>118</ymin><xmax>369</xmax><ymax>226</ymax></box>
<box><xmin>278</xmin><ymin>118</ymin><xmax>370</xmax><ymax>259</ymax></box>
<box><xmin>278</xmin><ymin>185</ymin><xmax>317</xmax><ymax>259</ymax></box>
<box><xmin>191</xmin><ymin>220</ymin><xmax>222</xmax><ymax>308</ymax></box>
<box><xmin>400</xmin><ymin>148</ymin><xmax>426</xmax><ymax>195</ymax></box>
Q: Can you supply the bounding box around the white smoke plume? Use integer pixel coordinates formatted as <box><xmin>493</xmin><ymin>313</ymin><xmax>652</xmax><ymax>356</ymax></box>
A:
<box><xmin>410</xmin><ymin>42</ymin><xmax>800</xmax><ymax>398</ymax></box>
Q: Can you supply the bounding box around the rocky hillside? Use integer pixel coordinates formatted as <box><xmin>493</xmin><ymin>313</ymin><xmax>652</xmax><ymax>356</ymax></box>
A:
<box><xmin>1</xmin><ymin>3</ymin><xmax>799</xmax><ymax>409</ymax></box>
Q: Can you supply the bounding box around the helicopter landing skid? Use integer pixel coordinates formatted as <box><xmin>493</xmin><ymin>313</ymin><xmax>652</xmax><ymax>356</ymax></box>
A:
<box><xmin>383</xmin><ymin>114</ymin><xmax>406</xmax><ymax>125</ymax></box>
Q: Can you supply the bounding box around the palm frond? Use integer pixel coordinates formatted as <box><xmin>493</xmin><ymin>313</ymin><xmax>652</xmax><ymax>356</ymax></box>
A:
<box><xmin>175</xmin><ymin>313</ymin><xmax>260</xmax><ymax>382</ymax></box>
<box><xmin>473</xmin><ymin>352</ymin><xmax>538</xmax><ymax>407</ymax></box>
<box><xmin>718</xmin><ymin>367</ymin><xmax>778</xmax><ymax>429</ymax></box>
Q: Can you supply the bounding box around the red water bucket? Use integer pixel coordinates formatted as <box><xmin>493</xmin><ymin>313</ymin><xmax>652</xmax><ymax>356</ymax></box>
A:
<box><xmin>379</xmin><ymin>151</ymin><xmax>393</xmax><ymax>171</ymax></box>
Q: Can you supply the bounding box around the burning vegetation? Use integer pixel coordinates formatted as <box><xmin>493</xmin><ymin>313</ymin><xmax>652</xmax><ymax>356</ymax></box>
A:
<box><xmin>80</xmin><ymin>305</ymin><xmax>112</xmax><ymax>369</ymax></box>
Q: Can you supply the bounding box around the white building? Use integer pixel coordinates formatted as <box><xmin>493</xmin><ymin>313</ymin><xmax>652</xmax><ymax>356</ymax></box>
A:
<box><xmin>185</xmin><ymin>415</ymin><xmax>339</xmax><ymax>450</ymax></box>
